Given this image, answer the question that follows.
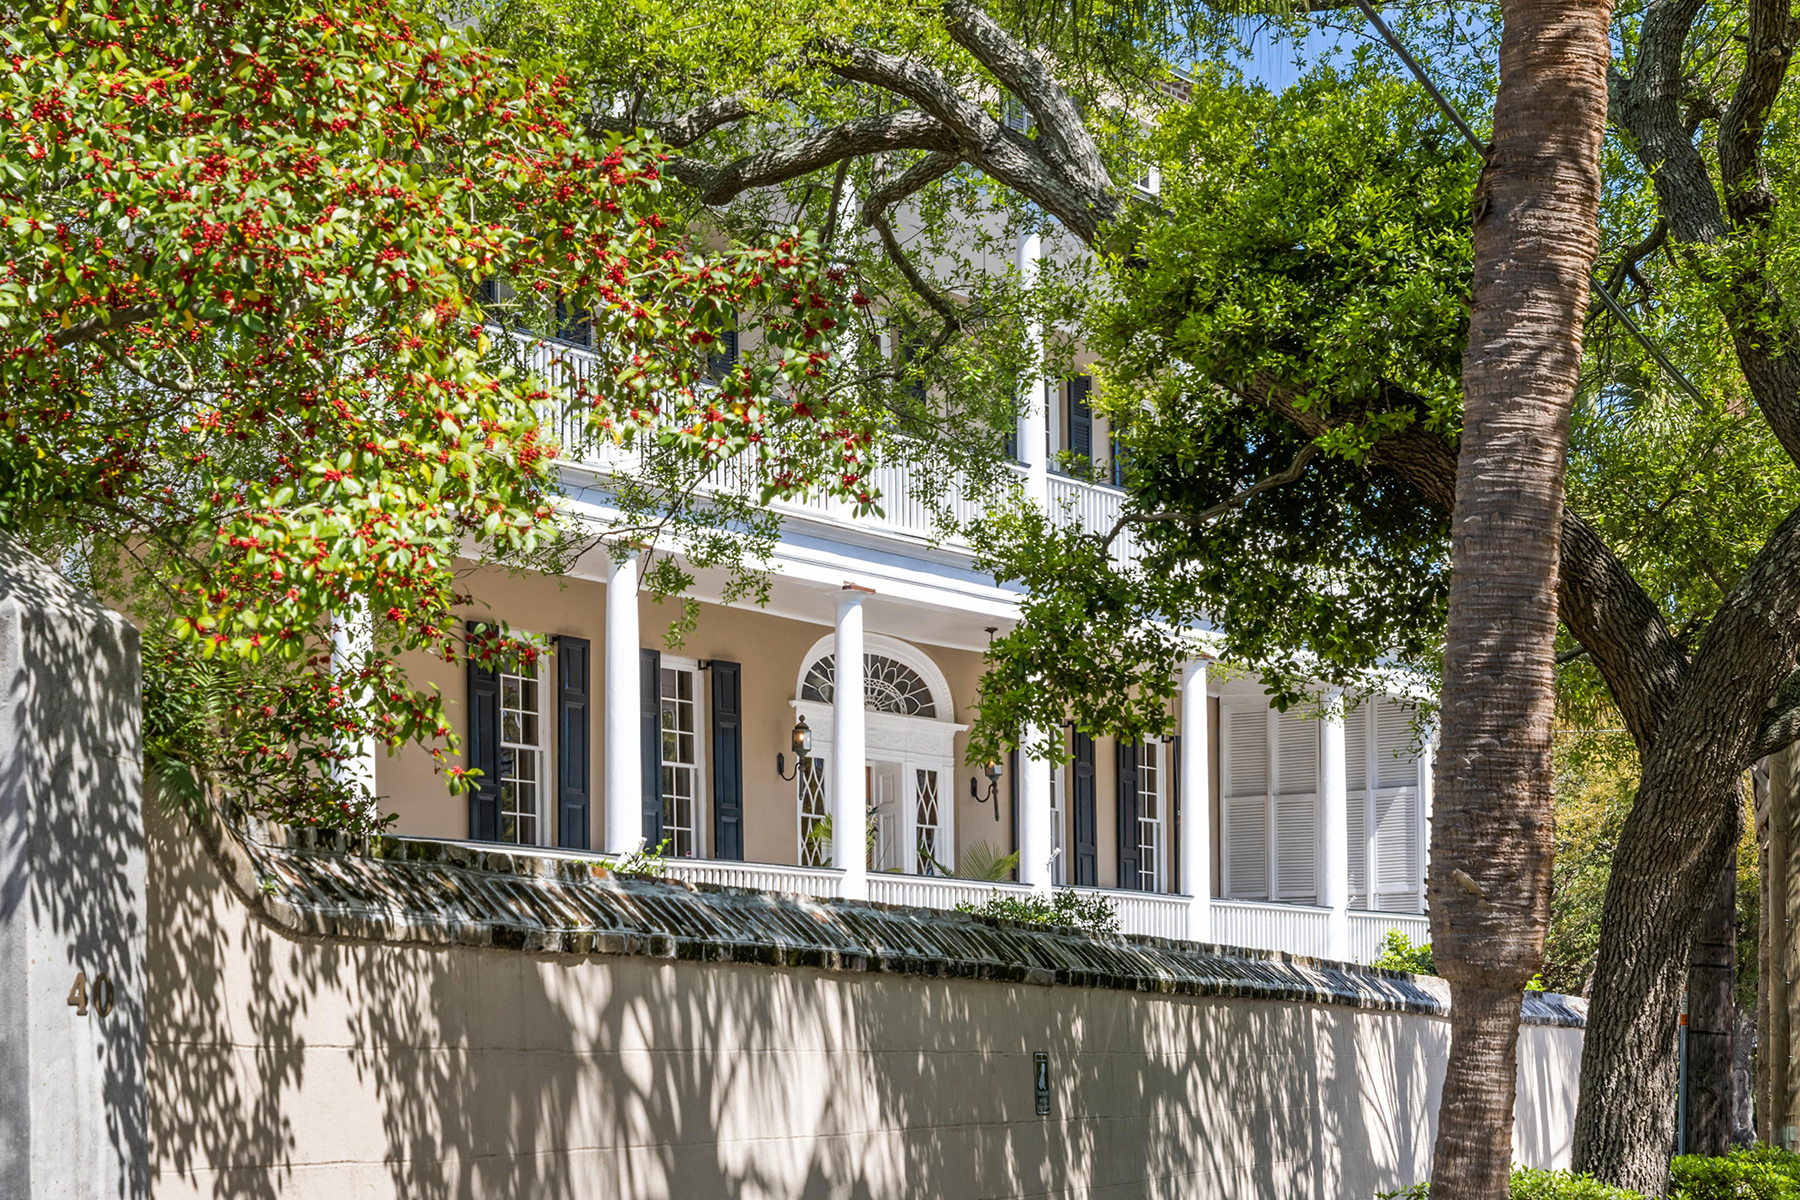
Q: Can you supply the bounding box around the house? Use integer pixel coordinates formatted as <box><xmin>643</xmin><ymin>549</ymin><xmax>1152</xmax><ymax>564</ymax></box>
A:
<box><xmin>364</xmin><ymin>236</ymin><xmax>1436</xmax><ymax>968</ymax></box>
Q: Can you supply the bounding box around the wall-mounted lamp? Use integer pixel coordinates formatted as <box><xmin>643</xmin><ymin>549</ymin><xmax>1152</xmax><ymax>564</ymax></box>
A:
<box><xmin>775</xmin><ymin>716</ymin><xmax>813</xmax><ymax>781</ymax></box>
<box><xmin>969</xmin><ymin>758</ymin><xmax>1004</xmax><ymax>821</ymax></box>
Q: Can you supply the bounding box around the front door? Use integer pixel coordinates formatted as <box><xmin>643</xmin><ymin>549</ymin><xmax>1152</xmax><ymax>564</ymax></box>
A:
<box><xmin>869</xmin><ymin>760</ymin><xmax>904</xmax><ymax>871</ymax></box>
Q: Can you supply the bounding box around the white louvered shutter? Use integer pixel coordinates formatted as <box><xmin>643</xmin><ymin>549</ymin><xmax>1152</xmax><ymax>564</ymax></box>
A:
<box><xmin>1373</xmin><ymin>700</ymin><xmax>1422</xmax><ymax>910</ymax></box>
<box><xmin>1273</xmin><ymin>709</ymin><xmax>1319</xmax><ymax>903</ymax></box>
<box><xmin>1223</xmin><ymin>707</ymin><xmax>1270</xmax><ymax>899</ymax></box>
<box><xmin>1345</xmin><ymin>704</ymin><xmax>1369</xmax><ymax>908</ymax></box>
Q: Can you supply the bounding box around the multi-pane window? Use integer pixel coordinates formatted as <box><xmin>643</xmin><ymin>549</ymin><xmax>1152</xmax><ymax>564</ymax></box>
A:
<box><xmin>1049</xmin><ymin>763</ymin><xmax>1067</xmax><ymax>886</ymax></box>
<box><xmin>915</xmin><ymin>769</ymin><xmax>942</xmax><ymax>875</ymax></box>
<box><xmin>498</xmin><ymin>667</ymin><xmax>543</xmax><ymax>845</ymax></box>
<box><xmin>798</xmin><ymin>757</ymin><xmax>829</xmax><ymax>867</ymax></box>
<box><xmin>1137</xmin><ymin>742</ymin><xmax>1167</xmax><ymax>893</ymax></box>
<box><xmin>660</xmin><ymin>666</ymin><xmax>700</xmax><ymax>858</ymax></box>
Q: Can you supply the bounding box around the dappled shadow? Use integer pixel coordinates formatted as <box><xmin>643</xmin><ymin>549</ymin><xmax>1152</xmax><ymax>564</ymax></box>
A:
<box><xmin>0</xmin><ymin>535</ymin><xmax>145</xmax><ymax>1196</ymax></box>
<box><xmin>145</xmin><ymin>815</ymin><xmax>1579</xmax><ymax>1199</ymax></box>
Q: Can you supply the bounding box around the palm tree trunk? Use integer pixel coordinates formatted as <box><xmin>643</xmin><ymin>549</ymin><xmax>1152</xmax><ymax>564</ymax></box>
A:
<box><xmin>1425</xmin><ymin>0</ymin><xmax>1612</xmax><ymax>1193</ymax></box>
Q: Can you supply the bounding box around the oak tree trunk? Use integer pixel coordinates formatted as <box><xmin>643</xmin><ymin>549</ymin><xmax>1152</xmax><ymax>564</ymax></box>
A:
<box><xmin>1686</xmin><ymin>852</ymin><xmax>1739</xmax><ymax>1156</ymax></box>
<box><xmin>1424</xmin><ymin>0</ymin><xmax>1612</xmax><ymax>1193</ymax></box>
<box><xmin>1574</xmin><ymin>775</ymin><xmax>1740</xmax><ymax>1191</ymax></box>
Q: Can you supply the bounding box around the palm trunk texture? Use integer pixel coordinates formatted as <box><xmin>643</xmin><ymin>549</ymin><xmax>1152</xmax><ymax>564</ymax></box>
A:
<box><xmin>1425</xmin><ymin>0</ymin><xmax>1612</xmax><ymax>1194</ymax></box>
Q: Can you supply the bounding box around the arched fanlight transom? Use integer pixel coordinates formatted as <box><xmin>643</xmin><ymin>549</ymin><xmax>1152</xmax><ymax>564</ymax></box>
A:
<box><xmin>800</xmin><ymin>653</ymin><xmax>939</xmax><ymax>718</ymax></box>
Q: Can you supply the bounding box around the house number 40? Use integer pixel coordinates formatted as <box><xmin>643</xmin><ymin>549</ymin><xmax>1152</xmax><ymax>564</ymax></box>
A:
<box><xmin>67</xmin><ymin>971</ymin><xmax>115</xmax><ymax>1018</ymax></box>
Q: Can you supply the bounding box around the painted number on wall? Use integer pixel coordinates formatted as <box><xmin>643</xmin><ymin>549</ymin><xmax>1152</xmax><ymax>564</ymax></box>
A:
<box><xmin>66</xmin><ymin>971</ymin><xmax>115</xmax><ymax>1018</ymax></box>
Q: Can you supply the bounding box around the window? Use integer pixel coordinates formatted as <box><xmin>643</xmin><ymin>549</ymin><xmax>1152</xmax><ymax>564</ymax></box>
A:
<box><xmin>798</xmin><ymin>757</ymin><xmax>829</xmax><ymax>867</ymax></box>
<box><xmin>1128</xmin><ymin>156</ymin><xmax>1161</xmax><ymax>198</ymax></box>
<box><xmin>498</xmin><ymin>664</ymin><xmax>545</xmax><ymax>845</ymax></box>
<box><xmin>707</xmin><ymin>326</ymin><xmax>739</xmax><ymax>382</ymax></box>
<box><xmin>800</xmin><ymin>653</ymin><xmax>937</xmax><ymax>717</ymax></box>
<box><xmin>1001</xmin><ymin>95</ymin><xmax>1033</xmax><ymax>134</ymax></box>
<box><xmin>1222</xmin><ymin>704</ymin><xmax>1320</xmax><ymax>903</ymax></box>
<box><xmin>551</xmin><ymin>295</ymin><xmax>592</xmax><ymax>347</ymax></box>
<box><xmin>1049</xmin><ymin>762</ymin><xmax>1067</xmax><ymax>886</ymax></box>
<box><xmin>1346</xmin><ymin>700</ymin><xmax>1426</xmax><ymax>913</ymax></box>
<box><xmin>1137</xmin><ymin>742</ymin><xmax>1167</xmax><ymax>892</ymax></box>
<box><xmin>659</xmin><ymin>664</ymin><xmax>702</xmax><ymax>858</ymax></box>
<box><xmin>916</xmin><ymin>769</ymin><xmax>942</xmax><ymax>875</ymax></box>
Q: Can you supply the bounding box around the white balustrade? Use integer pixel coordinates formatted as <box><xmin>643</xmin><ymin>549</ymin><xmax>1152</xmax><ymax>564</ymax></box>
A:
<box><xmin>658</xmin><ymin>857</ymin><xmax>845</xmax><ymax>899</ymax></box>
<box><xmin>1211</xmin><ymin>899</ymin><xmax>1335</xmax><ymax>959</ymax></box>
<box><xmin>866</xmin><ymin>873</ymin><xmax>1036</xmax><ymax>912</ymax></box>
<box><xmin>1067</xmin><ymin>887</ymin><xmax>1191</xmax><ymax>940</ymax></box>
<box><xmin>1348</xmin><ymin>911</ymin><xmax>1433</xmax><ymax>966</ymax></box>
<box><xmin>501</xmin><ymin>331</ymin><xmax>1138</xmax><ymax>555</ymax></box>
<box><xmin>574</xmin><ymin>837</ymin><xmax>1413</xmax><ymax>961</ymax></box>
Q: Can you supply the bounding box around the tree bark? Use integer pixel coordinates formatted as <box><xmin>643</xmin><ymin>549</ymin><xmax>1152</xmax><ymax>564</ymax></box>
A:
<box><xmin>1757</xmin><ymin>756</ymin><xmax>1776</xmax><ymax>1145</ymax></box>
<box><xmin>1686</xmin><ymin>846</ymin><xmax>1739</xmax><ymax>1156</ymax></box>
<box><xmin>1424</xmin><ymin>0</ymin><xmax>1612</xmax><ymax>1193</ymax></box>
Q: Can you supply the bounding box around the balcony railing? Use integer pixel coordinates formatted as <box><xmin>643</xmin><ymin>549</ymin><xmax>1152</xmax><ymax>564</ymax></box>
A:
<box><xmin>653</xmin><ymin>857</ymin><xmax>1426</xmax><ymax>964</ymax></box>
<box><xmin>1213</xmin><ymin>899</ymin><xmax>1334</xmax><ymax>959</ymax></box>
<box><xmin>506</xmin><ymin>330</ymin><xmax>1141</xmax><ymax>564</ymax></box>
<box><xmin>1349</xmin><ymin>911</ymin><xmax>1432</xmax><ymax>965</ymax></box>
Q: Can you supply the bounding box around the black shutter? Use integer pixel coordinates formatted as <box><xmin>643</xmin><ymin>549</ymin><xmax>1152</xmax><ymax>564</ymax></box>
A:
<box><xmin>1117</xmin><ymin>740</ymin><xmax>1141</xmax><ymax>890</ymax></box>
<box><xmin>1008</xmin><ymin>747</ymin><xmax>1020</xmax><ymax>880</ymax></box>
<box><xmin>640</xmin><ymin>648</ymin><xmax>663</xmax><ymax>849</ymax></box>
<box><xmin>1072</xmin><ymin>729</ymin><xmax>1097</xmax><ymax>886</ymax></box>
<box><xmin>1169</xmin><ymin>736</ymin><xmax>1183</xmax><ymax>896</ymax></box>
<box><xmin>1068</xmin><ymin>376</ymin><xmax>1092</xmax><ymax>462</ymax></box>
<box><xmin>711</xmin><ymin>660</ymin><xmax>745</xmax><ymax>861</ymax></box>
<box><xmin>555</xmin><ymin>636</ymin><xmax>590</xmax><ymax>850</ymax></box>
<box><xmin>709</xmin><ymin>328</ymin><xmax>739</xmax><ymax>380</ymax></box>
<box><xmin>465</xmin><ymin>621</ymin><xmax>501</xmax><ymax>842</ymax></box>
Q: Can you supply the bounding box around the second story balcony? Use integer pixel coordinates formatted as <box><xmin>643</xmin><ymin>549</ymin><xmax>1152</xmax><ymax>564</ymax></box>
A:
<box><xmin>508</xmin><ymin>331</ymin><xmax>1144</xmax><ymax>568</ymax></box>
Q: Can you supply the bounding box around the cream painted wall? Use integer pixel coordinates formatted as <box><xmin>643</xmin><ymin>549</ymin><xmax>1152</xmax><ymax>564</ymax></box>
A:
<box><xmin>378</xmin><ymin>564</ymin><xmax>1008</xmax><ymax>871</ymax></box>
<box><xmin>147</xmin><ymin>810</ymin><xmax>1582</xmax><ymax>1200</ymax></box>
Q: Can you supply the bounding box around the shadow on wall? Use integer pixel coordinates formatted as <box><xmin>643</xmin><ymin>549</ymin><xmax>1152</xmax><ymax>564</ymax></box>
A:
<box><xmin>0</xmin><ymin>537</ymin><xmax>145</xmax><ymax>1197</ymax></box>
<box><xmin>147</xmin><ymin>816</ymin><xmax>1476</xmax><ymax>1200</ymax></box>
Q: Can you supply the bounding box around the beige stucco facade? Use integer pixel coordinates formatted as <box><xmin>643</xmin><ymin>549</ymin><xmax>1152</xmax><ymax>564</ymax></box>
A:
<box><xmin>378</xmin><ymin>560</ymin><xmax>1214</xmax><ymax>893</ymax></box>
<box><xmin>146</xmin><ymin>807</ymin><xmax>1580</xmax><ymax>1200</ymax></box>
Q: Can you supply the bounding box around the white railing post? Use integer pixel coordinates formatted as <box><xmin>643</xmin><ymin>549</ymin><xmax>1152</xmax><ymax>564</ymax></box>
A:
<box><xmin>330</xmin><ymin>600</ymin><xmax>378</xmax><ymax>807</ymax></box>
<box><xmin>603</xmin><ymin>546</ymin><xmax>643</xmax><ymax>856</ymax></box>
<box><xmin>1320</xmin><ymin>687</ymin><xmax>1351</xmax><ymax>961</ymax></box>
<box><xmin>1015</xmin><ymin>231</ymin><xmax>1049</xmax><ymax>508</ymax></box>
<box><xmin>833</xmin><ymin>587</ymin><xmax>870</xmax><ymax>900</ymax></box>
<box><xmin>1180</xmin><ymin>659</ymin><xmax>1211</xmax><ymax>942</ymax></box>
<box><xmin>1018</xmin><ymin>723</ymin><xmax>1055</xmax><ymax>896</ymax></box>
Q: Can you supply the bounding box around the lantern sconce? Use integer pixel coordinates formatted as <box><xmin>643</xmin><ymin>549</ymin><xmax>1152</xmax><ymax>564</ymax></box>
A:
<box><xmin>776</xmin><ymin>716</ymin><xmax>813</xmax><ymax>781</ymax></box>
<box><xmin>969</xmin><ymin>758</ymin><xmax>1004</xmax><ymax>821</ymax></box>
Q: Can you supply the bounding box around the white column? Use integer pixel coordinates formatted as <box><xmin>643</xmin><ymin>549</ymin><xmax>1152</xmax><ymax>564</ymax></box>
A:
<box><xmin>1320</xmin><ymin>687</ymin><xmax>1351</xmax><ymax>961</ymax></box>
<box><xmin>1018</xmin><ymin>723</ymin><xmax>1055</xmax><ymax>895</ymax></box>
<box><xmin>603</xmin><ymin>547</ymin><xmax>642</xmax><ymax>855</ymax></box>
<box><xmin>1014</xmin><ymin>231</ymin><xmax>1049</xmax><ymax>508</ymax></box>
<box><xmin>331</xmin><ymin>601</ymin><xmax>378</xmax><ymax>804</ymax></box>
<box><xmin>1179</xmin><ymin>660</ymin><xmax>1211</xmax><ymax>942</ymax></box>
<box><xmin>833</xmin><ymin>589</ymin><xmax>869</xmax><ymax>899</ymax></box>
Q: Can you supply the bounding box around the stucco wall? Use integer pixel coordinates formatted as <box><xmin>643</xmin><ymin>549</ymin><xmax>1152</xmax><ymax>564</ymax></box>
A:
<box><xmin>381</xmin><ymin>563</ymin><xmax>1008</xmax><ymax>869</ymax></box>
<box><xmin>146</xmin><ymin>811</ymin><xmax>1582</xmax><ymax>1200</ymax></box>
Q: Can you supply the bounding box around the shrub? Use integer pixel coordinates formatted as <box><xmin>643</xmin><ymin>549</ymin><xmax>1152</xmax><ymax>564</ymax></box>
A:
<box><xmin>1374</xmin><ymin>1151</ymin><xmax>1800</xmax><ymax>1200</ymax></box>
<box><xmin>1671</xmin><ymin>1147</ymin><xmax>1800</xmax><ymax>1198</ymax></box>
<box><xmin>956</xmin><ymin>889</ymin><xmax>1121</xmax><ymax>936</ymax></box>
<box><xmin>1377</xmin><ymin>1168</ymin><xmax>1645</xmax><ymax>1199</ymax></box>
<box><xmin>1373</xmin><ymin>930</ymin><xmax>1438</xmax><ymax>975</ymax></box>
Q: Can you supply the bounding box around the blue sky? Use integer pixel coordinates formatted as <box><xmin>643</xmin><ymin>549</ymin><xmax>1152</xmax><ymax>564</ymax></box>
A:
<box><xmin>1232</xmin><ymin>21</ymin><xmax>1357</xmax><ymax>90</ymax></box>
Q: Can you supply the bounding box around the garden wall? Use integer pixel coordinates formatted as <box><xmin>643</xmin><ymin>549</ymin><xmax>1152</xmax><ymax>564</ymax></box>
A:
<box><xmin>146</xmin><ymin>808</ymin><xmax>1584</xmax><ymax>1200</ymax></box>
